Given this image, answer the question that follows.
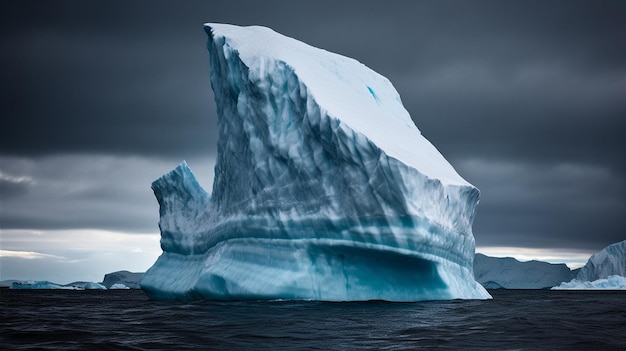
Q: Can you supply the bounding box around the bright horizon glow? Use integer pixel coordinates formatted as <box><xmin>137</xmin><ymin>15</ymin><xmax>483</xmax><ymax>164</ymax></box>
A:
<box><xmin>0</xmin><ymin>250</ymin><xmax>68</xmax><ymax>260</ymax></box>
<box><xmin>476</xmin><ymin>246</ymin><xmax>593</xmax><ymax>269</ymax></box>
<box><xmin>1</xmin><ymin>228</ymin><xmax>595</xmax><ymax>284</ymax></box>
<box><xmin>0</xmin><ymin>229</ymin><xmax>161</xmax><ymax>284</ymax></box>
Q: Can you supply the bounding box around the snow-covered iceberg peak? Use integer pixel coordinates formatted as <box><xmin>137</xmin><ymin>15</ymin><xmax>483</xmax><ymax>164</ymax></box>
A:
<box><xmin>140</xmin><ymin>23</ymin><xmax>490</xmax><ymax>301</ymax></box>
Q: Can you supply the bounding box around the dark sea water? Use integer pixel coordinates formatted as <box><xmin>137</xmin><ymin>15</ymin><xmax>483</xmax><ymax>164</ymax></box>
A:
<box><xmin>1</xmin><ymin>289</ymin><xmax>625</xmax><ymax>350</ymax></box>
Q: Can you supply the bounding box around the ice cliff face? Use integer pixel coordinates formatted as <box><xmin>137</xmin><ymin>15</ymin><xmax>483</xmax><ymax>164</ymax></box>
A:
<box><xmin>473</xmin><ymin>254</ymin><xmax>574</xmax><ymax>289</ymax></box>
<box><xmin>140</xmin><ymin>23</ymin><xmax>490</xmax><ymax>301</ymax></box>
<box><xmin>552</xmin><ymin>240</ymin><xmax>625</xmax><ymax>290</ymax></box>
<box><xmin>576</xmin><ymin>240</ymin><xmax>626</xmax><ymax>281</ymax></box>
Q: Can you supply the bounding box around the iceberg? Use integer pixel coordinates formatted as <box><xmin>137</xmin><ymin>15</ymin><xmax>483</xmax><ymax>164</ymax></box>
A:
<box><xmin>67</xmin><ymin>281</ymin><xmax>107</xmax><ymax>290</ymax></box>
<box><xmin>102</xmin><ymin>270</ymin><xmax>143</xmax><ymax>289</ymax></box>
<box><xmin>11</xmin><ymin>281</ymin><xmax>82</xmax><ymax>290</ymax></box>
<box><xmin>552</xmin><ymin>275</ymin><xmax>626</xmax><ymax>290</ymax></box>
<box><xmin>576</xmin><ymin>240</ymin><xmax>626</xmax><ymax>281</ymax></box>
<box><xmin>140</xmin><ymin>23</ymin><xmax>490</xmax><ymax>301</ymax></box>
<box><xmin>109</xmin><ymin>283</ymin><xmax>131</xmax><ymax>290</ymax></box>
<box><xmin>474</xmin><ymin>254</ymin><xmax>574</xmax><ymax>289</ymax></box>
<box><xmin>9</xmin><ymin>280</ymin><xmax>107</xmax><ymax>290</ymax></box>
<box><xmin>553</xmin><ymin>240</ymin><xmax>626</xmax><ymax>290</ymax></box>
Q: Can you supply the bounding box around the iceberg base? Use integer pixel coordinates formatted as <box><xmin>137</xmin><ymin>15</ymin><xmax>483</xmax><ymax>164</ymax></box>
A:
<box><xmin>141</xmin><ymin>238</ymin><xmax>489</xmax><ymax>301</ymax></box>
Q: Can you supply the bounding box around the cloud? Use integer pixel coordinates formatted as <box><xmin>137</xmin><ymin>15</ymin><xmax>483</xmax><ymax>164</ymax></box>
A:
<box><xmin>457</xmin><ymin>159</ymin><xmax>626</xmax><ymax>251</ymax></box>
<box><xmin>2</xmin><ymin>1</ymin><xmax>624</xmax><ymax>163</ymax></box>
<box><xmin>2</xmin><ymin>69</ymin><xmax>217</xmax><ymax>159</ymax></box>
<box><xmin>1</xmin><ymin>3</ymin><xmax>217</xmax><ymax>158</ymax></box>
<box><xmin>0</xmin><ymin>154</ymin><xmax>215</xmax><ymax>232</ymax></box>
<box><xmin>0</xmin><ymin>250</ymin><xmax>67</xmax><ymax>261</ymax></box>
<box><xmin>0</xmin><ymin>171</ymin><xmax>35</xmax><ymax>199</ymax></box>
<box><xmin>399</xmin><ymin>60</ymin><xmax>626</xmax><ymax>173</ymax></box>
<box><xmin>0</xmin><ymin>229</ymin><xmax>161</xmax><ymax>283</ymax></box>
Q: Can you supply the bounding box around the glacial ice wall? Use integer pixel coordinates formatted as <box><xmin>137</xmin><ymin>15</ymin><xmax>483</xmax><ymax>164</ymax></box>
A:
<box><xmin>474</xmin><ymin>254</ymin><xmax>574</xmax><ymax>289</ymax></box>
<box><xmin>140</xmin><ymin>23</ymin><xmax>490</xmax><ymax>301</ymax></box>
<box><xmin>576</xmin><ymin>240</ymin><xmax>626</xmax><ymax>281</ymax></box>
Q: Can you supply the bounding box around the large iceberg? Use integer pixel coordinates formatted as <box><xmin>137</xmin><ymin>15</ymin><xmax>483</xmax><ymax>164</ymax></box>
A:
<box><xmin>140</xmin><ymin>23</ymin><xmax>490</xmax><ymax>301</ymax></box>
<box><xmin>552</xmin><ymin>240</ymin><xmax>626</xmax><ymax>290</ymax></box>
<box><xmin>576</xmin><ymin>240</ymin><xmax>626</xmax><ymax>281</ymax></box>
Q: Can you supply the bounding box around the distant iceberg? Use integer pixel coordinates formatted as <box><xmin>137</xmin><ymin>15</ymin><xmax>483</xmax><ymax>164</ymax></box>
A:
<box><xmin>141</xmin><ymin>23</ymin><xmax>490</xmax><ymax>301</ymax></box>
<box><xmin>11</xmin><ymin>281</ymin><xmax>82</xmax><ymax>290</ymax></box>
<box><xmin>474</xmin><ymin>254</ymin><xmax>574</xmax><ymax>289</ymax></box>
<box><xmin>109</xmin><ymin>283</ymin><xmax>131</xmax><ymax>290</ymax></box>
<box><xmin>9</xmin><ymin>280</ymin><xmax>107</xmax><ymax>290</ymax></box>
<box><xmin>553</xmin><ymin>240</ymin><xmax>626</xmax><ymax>290</ymax></box>
<box><xmin>552</xmin><ymin>275</ymin><xmax>626</xmax><ymax>290</ymax></box>
<box><xmin>67</xmin><ymin>281</ymin><xmax>107</xmax><ymax>290</ymax></box>
<box><xmin>576</xmin><ymin>240</ymin><xmax>625</xmax><ymax>281</ymax></box>
<box><xmin>102</xmin><ymin>270</ymin><xmax>143</xmax><ymax>289</ymax></box>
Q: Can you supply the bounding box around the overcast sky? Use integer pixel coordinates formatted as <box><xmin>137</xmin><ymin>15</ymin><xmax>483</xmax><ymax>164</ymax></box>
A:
<box><xmin>1</xmin><ymin>0</ymin><xmax>625</xmax><ymax>283</ymax></box>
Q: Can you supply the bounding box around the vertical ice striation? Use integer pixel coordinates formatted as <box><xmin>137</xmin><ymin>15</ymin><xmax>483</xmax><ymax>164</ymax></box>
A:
<box><xmin>140</xmin><ymin>23</ymin><xmax>490</xmax><ymax>301</ymax></box>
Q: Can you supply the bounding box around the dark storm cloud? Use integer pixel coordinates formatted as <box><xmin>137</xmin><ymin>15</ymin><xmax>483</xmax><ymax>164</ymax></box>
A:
<box><xmin>457</xmin><ymin>160</ymin><xmax>626</xmax><ymax>252</ymax></box>
<box><xmin>0</xmin><ymin>156</ymin><xmax>158</xmax><ymax>232</ymax></box>
<box><xmin>2</xmin><ymin>0</ymin><xmax>624</xmax><ymax>161</ymax></box>
<box><xmin>0</xmin><ymin>155</ymin><xmax>215</xmax><ymax>233</ymax></box>
<box><xmin>1</xmin><ymin>1</ymin><xmax>218</xmax><ymax>158</ymax></box>
<box><xmin>1</xmin><ymin>0</ymin><xmax>625</xmax><ymax>253</ymax></box>
<box><xmin>406</xmin><ymin>70</ymin><xmax>626</xmax><ymax>176</ymax></box>
<box><xmin>0</xmin><ymin>172</ymin><xmax>34</xmax><ymax>200</ymax></box>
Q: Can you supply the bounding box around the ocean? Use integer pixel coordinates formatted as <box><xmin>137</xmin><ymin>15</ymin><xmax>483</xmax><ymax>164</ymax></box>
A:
<box><xmin>1</xmin><ymin>289</ymin><xmax>624</xmax><ymax>350</ymax></box>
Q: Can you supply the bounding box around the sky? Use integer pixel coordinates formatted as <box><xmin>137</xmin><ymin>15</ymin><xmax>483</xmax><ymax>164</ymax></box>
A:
<box><xmin>1</xmin><ymin>0</ymin><xmax>625</xmax><ymax>283</ymax></box>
